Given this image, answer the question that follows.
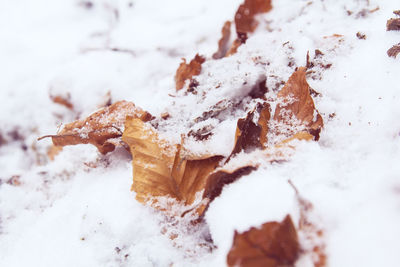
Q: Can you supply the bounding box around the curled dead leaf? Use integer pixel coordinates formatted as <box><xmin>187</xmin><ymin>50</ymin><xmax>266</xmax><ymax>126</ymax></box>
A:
<box><xmin>235</xmin><ymin>0</ymin><xmax>272</xmax><ymax>35</ymax></box>
<box><xmin>122</xmin><ymin>117</ymin><xmax>223</xmax><ymax>209</ymax></box>
<box><xmin>387</xmin><ymin>18</ymin><xmax>400</xmax><ymax>31</ymax></box>
<box><xmin>213</xmin><ymin>21</ymin><xmax>232</xmax><ymax>59</ymax></box>
<box><xmin>50</xmin><ymin>94</ymin><xmax>74</xmax><ymax>110</ymax></box>
<box><xmin>175</xmin><ymin>54</ymin><xmax>205</xmax><ymax>91</ymax></box>
<box><xmin>387</xmin><ymin>43</ymin><xmax>400</xmax><ymax>58</ymax></box>
<box><xmin>226</xmin><ymin>0</ymin><xmax>272</xmax><ymax>56</ymax></box>
<box><xmin>227</xmin><ymin>215</ymin><xmax>299</xmax><ymax>267</ymax></box>
<box><xmin>273</xmin><ymin>67</ymin><xmax>323</xmax><ymax>140</ymax></box>
<box><xmin>39</xmin><ymin>101</ymin><xmax>149</xmax><ymax>154</ymax></box>
<box><xmin>231</xmin><ymin>102</ymin><xmax>270</xmax><ymax>156</ymax></box>
<box><xmin>226</xmin><ymin>38</ymin><xmax>244</xmax><ymax>57</ymax></box>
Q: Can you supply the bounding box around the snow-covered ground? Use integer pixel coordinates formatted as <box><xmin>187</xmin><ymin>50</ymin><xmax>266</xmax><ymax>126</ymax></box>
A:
<box><xmin>1</xmin><ymin>0</ymin><xmax>400</xmax><ymax>266</ymax></box>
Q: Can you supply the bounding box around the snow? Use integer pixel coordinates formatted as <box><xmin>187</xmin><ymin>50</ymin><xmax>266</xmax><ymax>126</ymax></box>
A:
<box><xmin>1</xmin><ymin>0</ymin><xmax>400</xmax><ymax>266</ymax></box>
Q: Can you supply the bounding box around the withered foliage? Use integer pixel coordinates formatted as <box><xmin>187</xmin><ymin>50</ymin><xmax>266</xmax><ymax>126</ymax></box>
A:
<box><xmin>227</xmin><ymin>215</ymin><xmax>299</xmax><ymax>267</ymax></box>
<box><xmin>386</xmin><ymin>13</ymin><xmax>400</xmax><ymax>58</ymax></box>
<box><xmin>122</xmin><ymin>117</ymin><xmax>223</xmax><ymax>208</ymax></box>
<box><xmin>225</xmin><ymin>0</ymin><xmax>272</xmax><ymax>56</ymax></box>
<box><xmin>203</xmin><ymin>165</ymin><xmax>257</xmax><ymax>203</ymax></box>
<box><xmin>273</xmin><ymin>67</ymin><xmax>323</xmax><ymax>140</ymax></box>
<box><xmin>42</xmin><ymin>0</ymin><xmax>327</xmax><ymax>261</ymax></box>
<box><xmin>387</xmin><ymin>43</ymin><xmax>400</xmax><ymax>58</ymax></box>
<box><xmin>387</xmin><ymin>18</ymin><xmax>400</xmax><ymax>31</ymax></box>
<box><xmin>50</xmin><ymin>94</ymin><xmax>74</xmax><ymax>110</ymax></box>
<box><xmin>231</xmin><ymin>102</ymin><xmax>270</xmax><ymax>156</ymax></box>
<box><xmin>40</xmin><ymin>101</ymin><xmax>150</xmax><ymax>154</ymax></box>
<box><xmin>213</xmin><ymin>21</ymin><xmax>232</xmax><ymax>59</ymax></box>
<box><xmin>226</xmin><ymin>38</ymin><xmax>245</xmax><ymax>57</ymax></box>
<box><xmin>235</xmin><ymin>0</ymin><xmax>272</xmax><ymax>35</ymax></box>
<box><xmin>175</xmin><ymin>54</ymin><xmax>205</xmax><ymax>90</ymax></box>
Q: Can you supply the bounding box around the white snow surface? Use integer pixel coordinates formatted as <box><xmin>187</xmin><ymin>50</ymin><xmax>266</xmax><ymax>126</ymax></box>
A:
<box><xmin>1</xmin><ymin>0</ymin><xmax>400</xmax><ymax>266</ymax></box>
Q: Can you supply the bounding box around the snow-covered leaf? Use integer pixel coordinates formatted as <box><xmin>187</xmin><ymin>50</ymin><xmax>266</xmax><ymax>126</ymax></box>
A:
<box><xmin>175</xmin><ymin>54</ymin><xmax>206</xmax><ymax>91</ymax></box>
<box><xmin>122</xmin><ymin>117</ymin><xmax>222</xmax><ymax>208</ymax></box>
<box><xmin>40</xmin><ymin>101</ymin><xmax>150</xmax><ymax>154</ymax></box>
<box><xmin>227</xmin><ymin>215</ymin><xmax>299</xmax><ymax>267</ymax></box>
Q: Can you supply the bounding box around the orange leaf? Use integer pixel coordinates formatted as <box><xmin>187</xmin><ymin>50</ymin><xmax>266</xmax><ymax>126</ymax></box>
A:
<box><xmin>227</xmin><ymin>215</ymin><xmax>299</xmax><ymax>267</ymax></box>
<box><xmin>122</xmin><ymin>117</ymin><xmax>223</xmax><ymax>209</ymax></box>
<box><xmin>226</xmin><ymin>38</ymin><xmax>244</xmax><ymax>57</ymax></box>
<box><xmin>273</xmin><ymin>67</ymin><xmax>323</xmax><ymax>140</ymax></box>
<box><xmin>39</xmin><ymin>101</ymin><xmax>150</xmax><ymax>154</ymax></box>
<box><xmin>213</xmin><ymin>21</ymin><xmax>232</xmax><ymax>59</ymax></box>
<box><xmin>235</xmin><ymin>0</ymin><xmax>272</xmax><ymax>35</ymax></box>
<box><xmin>175</xmin><ymin>54</ymin><xmax>205</xmax><ymax>91</ymax></box>
<box><xmin>50</xmin><ymin>94</ymin><xmax>74</xmax><ymax>110</ymax></box>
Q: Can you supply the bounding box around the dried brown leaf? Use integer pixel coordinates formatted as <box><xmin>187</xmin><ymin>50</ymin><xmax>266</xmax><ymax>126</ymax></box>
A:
<box><xmin>122</xmin><ymin>117</ymin><xmax>223</xmax><ymax>208</ymax></box>
<box><xmin>231</xmin><ymin>102</ymin><xmax>271</xmax><ymax>156</ymax></box>
<box><xmin>175</xmin><ymin>54</ymin><xmax>205</xmax><ymax>90</ymax></box>
<box><xmin>213</xmin><ymin>21</ymin><xmax>232</xmax><ymax>59</ymax></box>
<box><xmin>226</xmin><ymin>0</ymin><xmax>272</xmax><ymax>56</ymax></box>
<box><xmin>235</xmin><ymin>0</ymin><xmax>272</xmax><ymax>35</ymax></box>
<box><xmin>387</xmin><ymin>18</ymin><xmax>400</xmax><ymax>31</ymax></box>
<box><xmin>203</xmin><ymin>165</ymin><xmax>257</xmax><ymax>203</ymax></box>
<box><xmin>273</xmin><ymin>67</ymin><xmax>323</xmax><ymax>140</ymax></box>
<box><xmin>387</xmin><ymin>43</ymin><xmax>400</xmax><ymax>58</ymax></box>
<box><xmin>227</xmin><ymin>215</ymin><xmax>299</xmax><ymax>267</ymax></box>
<box><xmin>39</xmin><ymin>100</ymin><xmax>148</xmax><ymax>154</ymax></box>
<box><xmin>226</xmin><ymin>38</ymin><xmax>244</xmax><ymax>57</ymax></box>
<box><xmin>50</xmin><ymin>94</ymin><xmax>74</xmax><ymax>110</ymax></box>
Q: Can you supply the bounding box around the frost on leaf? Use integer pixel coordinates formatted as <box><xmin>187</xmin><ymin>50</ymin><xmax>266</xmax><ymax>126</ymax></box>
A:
<box><xmin>213</xmin><ymin>21</ymin><xmax>232</xmax><ymax>59</ymax></box>
<box><xmin>227</xmin><ymin>215</ymin><xmax>299</xmax><ymax>267</ymax></box>
<box><xmin>175</xmin><ymin>54</ymin><xmax>206</xmax><ymax>90</ymax></box>
<box><xmin>273</xmin><ymin>67</ymin><xmax>323</xmax><ymax>140</ymax></box>
<box><xmin>122</xmin><ymin>117</ymin><xmax>223</xmax><ymax>209</ymax></box>
<box><xmin>39</xmin><ymin>100</ymin><xmax>150</xmax><ymax>154</ymax></box>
